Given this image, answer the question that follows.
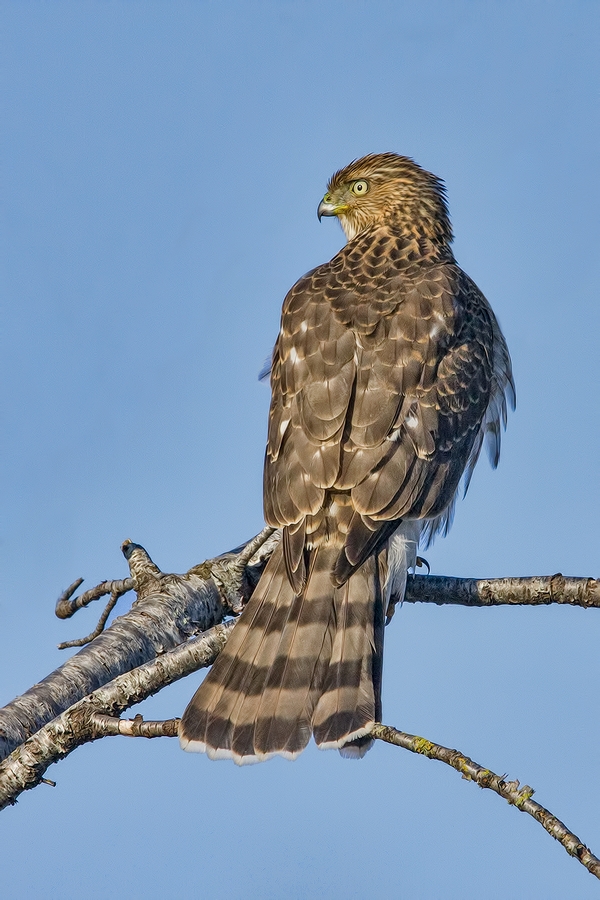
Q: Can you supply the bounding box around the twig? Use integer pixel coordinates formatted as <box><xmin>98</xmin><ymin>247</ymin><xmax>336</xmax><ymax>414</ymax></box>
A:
<box><xmin>235</xmin><ymin>526</ymin><xmax>277</xmax><ymax>569</ymax></box>
<box><xmin>372</xmin><ymin>724</ymin><xmax>600</xmax><ymax>880</ymax></box>
<box><xmin>58</xmin><ymin>591</ymin><xmax>121</xmax><ymax>649</ymax></box>
<box><xmin>55</xmin><ymin>577</ymin><xmax>134</xmax><ymax>619</ymax></box>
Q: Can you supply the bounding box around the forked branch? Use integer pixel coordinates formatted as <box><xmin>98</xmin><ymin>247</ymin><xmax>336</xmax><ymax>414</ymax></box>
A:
<box><xmin>0</xmin><ymin>530</ymin><xmax>598</xmax><ymax>879</ymax></box>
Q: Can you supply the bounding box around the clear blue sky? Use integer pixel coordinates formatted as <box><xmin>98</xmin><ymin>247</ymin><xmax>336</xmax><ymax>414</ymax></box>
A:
<box><xmin>1</xmin><ymin>2</ymin><xmax>599</xmax><ymax>897</ymax></box>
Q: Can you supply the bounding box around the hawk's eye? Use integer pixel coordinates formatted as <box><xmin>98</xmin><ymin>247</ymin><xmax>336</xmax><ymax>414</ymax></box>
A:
<box><xmin>351</xmin><ymin>180</ymin><xmax>369</xmax><ymax>196</ymax></box>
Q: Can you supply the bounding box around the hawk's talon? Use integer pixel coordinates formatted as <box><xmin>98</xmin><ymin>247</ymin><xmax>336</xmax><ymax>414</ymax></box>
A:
<box><xmin>415</xmin><ymin>556</ymin><xmax>430</xmax><ymax>575</ymax></box>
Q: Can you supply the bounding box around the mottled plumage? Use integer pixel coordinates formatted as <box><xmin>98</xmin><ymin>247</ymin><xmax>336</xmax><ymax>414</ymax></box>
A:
<box><xmin>180</xmin><ymin>153</ymin><xmax>514</xmax><ymax>763</ymax></box>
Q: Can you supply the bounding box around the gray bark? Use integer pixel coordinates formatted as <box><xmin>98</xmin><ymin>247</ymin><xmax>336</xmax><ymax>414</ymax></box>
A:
<box><xmin>0</xmin><ymin>542</ymin><xmax>226</xmax><ymax>761</ymax></box>
<box><xmin>0</xmin><ymin>529</ymin><xmax>599</xmax><ymax>878</ymax></box>
<box><xmin>1</xmin><ymin>528</ymin><xmax>597</xmax><ymax>764</ymax></box>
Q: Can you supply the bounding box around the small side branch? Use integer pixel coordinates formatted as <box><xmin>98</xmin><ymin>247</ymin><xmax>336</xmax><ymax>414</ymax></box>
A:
<box><xmin>58</xmin><ymin>591</ymin><xmax>121</xmax><ymax>649</ymax></box>
<box><xmin>372</xmin><ymin>724</ymin><xmax>600</xmax><ymax>880</ymax></box>
<box><xmin>55</xmin><ymin>577</ymin><xmax>134</xmax><ymax>619</ymax></box>
<box><xmin>404</xmin><ymin>573</ymin><xmax>600</xmax><ymax>609</ymax></box>
<box><xmin>90</xmin><ymin>714</ymin><xmax>180</xmax><ymax>738</ymax></box>
<box><xmin>55</xmin><ymin>576</ymin><xmax>136</xmax><ymax>648</ymax></box>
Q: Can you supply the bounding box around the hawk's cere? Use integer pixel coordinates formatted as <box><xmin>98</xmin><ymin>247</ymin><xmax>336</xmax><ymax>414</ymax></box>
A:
<box><xmin>179</xmin><ymin>153</ymin><xmax>514</xmax><ymax>764</ymax></box>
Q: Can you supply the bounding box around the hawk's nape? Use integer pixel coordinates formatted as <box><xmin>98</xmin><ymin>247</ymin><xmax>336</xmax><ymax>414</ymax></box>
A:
<box><xmin>179</xmin><ymin>153</ymin><xmax>514</xmax><ymax>764</ymax></box>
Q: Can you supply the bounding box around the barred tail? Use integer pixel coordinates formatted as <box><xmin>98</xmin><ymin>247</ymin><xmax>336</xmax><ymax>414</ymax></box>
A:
<box><xmin>312</xmin><ymin>554</ymin><xmax>384</xmax><ymax>759</ymax></box>
<box><xmin>179</xmin><ymin>541</ymin><xmax>384</xmax><ymax>765</ymax></box>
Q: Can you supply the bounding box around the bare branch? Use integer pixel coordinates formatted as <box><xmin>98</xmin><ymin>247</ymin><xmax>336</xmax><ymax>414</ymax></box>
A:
<box><xmin>89</xmin><ymin>714</ymin><xmax>180</xmax><ymax>738</ymax></box>
<box><xmin>3</xmin><ymin>521</ymin><xmax>598</xmax><ymax>765</ymax></box>
<box><xmin>0</xmin><ymin>621</ymin><xmax>235</xmax><ymax>810</ymax></box>
<box><xmin>18</xmin><ymin>673</ymin><xmax>598</xmax><ymax>885</ymax></box>
<box><xmin>3</xmin><ymin>524</ymin><xmax>598</xmax><ymax>766</ymax></box>
<box><xmin>3</xmin><ymin>544</ymin><xmax>600</xmax><ymax>881</ymax></box>
<box><xmin>55</xmin><ymin>576</ymin><xmax>134</xmax><ymax>620</ymax></box>
<box><xmin>403</xmin><ymin>573</ymin><xmax>600</xmax><ymax>609</ymax></box>
<box><xmin>3</xmin><ymin>522</ymin><xmax>600</xmax><ymax>877</ymax></box>
<box><xmin>0</xmin><ymin>541</ymin><xmax>234</xmax><ymax>760</ymax></box>
<box><xmin>57</xmin><ymin>590</ymin><xmax>121</xmax><ymax>649</ymax></box>
<box><xmin>371</xmin><ymin>724</ymin><xmax>600</xmax><ymax>880</ymax></box>
<box><xmin>0</xmin><ymin>532</ymin><xmax>277</xmax><ymax>762</ymax></box>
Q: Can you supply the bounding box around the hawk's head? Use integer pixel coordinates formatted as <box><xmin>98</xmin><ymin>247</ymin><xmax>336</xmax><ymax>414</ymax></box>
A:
<box><xmin>318</xmin><ymin>153</ymin><xmax>452</xmax><ymax>245</ymax></box>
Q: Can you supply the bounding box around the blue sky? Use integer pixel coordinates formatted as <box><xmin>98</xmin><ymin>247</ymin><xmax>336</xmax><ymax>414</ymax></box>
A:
<box><xmin>1</xmin><ymin>2</ymin><xmax>599</xmax><ymax>897</ymax></box>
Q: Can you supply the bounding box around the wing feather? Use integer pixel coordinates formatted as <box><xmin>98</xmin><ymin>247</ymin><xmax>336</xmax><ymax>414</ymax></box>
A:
<box><xmin>264</xmin><ymin>226</ymin><xmax>511</xmax><ymax>580</ymax></box>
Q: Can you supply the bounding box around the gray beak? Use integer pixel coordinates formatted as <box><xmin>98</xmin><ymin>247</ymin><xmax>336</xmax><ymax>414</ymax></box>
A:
<box><xmin>317</xmin><ymin>198</ymin><xmax>337</xmax><ymax>221</ymax></box>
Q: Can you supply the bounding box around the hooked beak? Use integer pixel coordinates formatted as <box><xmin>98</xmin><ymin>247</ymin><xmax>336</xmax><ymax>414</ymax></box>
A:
<box><xmin>317</xmin><ymin>197</ymin><xmax>340</xmax><ymax>221</ymax></box>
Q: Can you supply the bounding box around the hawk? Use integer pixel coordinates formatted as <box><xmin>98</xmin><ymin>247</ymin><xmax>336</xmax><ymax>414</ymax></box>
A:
<box><xmin>179</xmin><ymin>153</ymin><xmax>514</xmax><ymax>763</ymax></box>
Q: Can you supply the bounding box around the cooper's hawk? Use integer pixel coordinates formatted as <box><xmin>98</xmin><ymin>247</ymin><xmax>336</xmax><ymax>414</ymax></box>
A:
<box><xmin>179</xmin><ymin>153</ymin><xmax>514</xmax><ymax>763</ymax></box>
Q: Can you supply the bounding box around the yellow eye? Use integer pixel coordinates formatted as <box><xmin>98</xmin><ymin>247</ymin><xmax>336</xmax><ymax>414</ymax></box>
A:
<box><xmin>351</xmin><ymin>180</ymin><xmax>369</xmax><ymax>196</ymax></box>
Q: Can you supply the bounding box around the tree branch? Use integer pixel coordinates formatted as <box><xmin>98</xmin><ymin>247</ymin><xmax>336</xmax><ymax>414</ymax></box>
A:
<box><xmin>55</xmin><ymin>576</ymin><xmax>135</xmax><ymax>620</ymax></box>
<box><xmin>89</xmin><ymin>714</ymin><xmax>180</xmax><ymax>738</ymax></box>
<box><xmin>0</xmin><ymin>540</ymin><xmax>234</xmax><ymax>760</ymax></box>
<box><xmin>403</xmin><ymin>573</ymin><xmax>600</xmax><ymax>608</ymax></box>
<box><xmin>1</xmin><ymin>529</ymin><xmax>597</xmax><ymax>765</ymax></box>
<box><xmin>1</xmin><ymin>527</ymin><xmax>599</xmax><ymax>878</ymax></box>
<box><xmin>0</xmin><ymin>621</ymin><xmax>234</xmax><ymax>810</ymax></box>
<box><xmin>371</xmin><ymin>724</ymin><xmax>600</xmax><ymax>880</ymax></box>
<box><xmin>11</xmin><ymin>663</ymin><xmax>597</xmax><ymax>885</ymax></box>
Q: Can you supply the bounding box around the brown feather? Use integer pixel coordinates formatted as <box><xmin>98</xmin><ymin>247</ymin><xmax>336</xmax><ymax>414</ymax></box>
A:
<box><xmin>180</xmin><ymin>541</ymin><xmax>383</xmax><ymax>762</ymax></box>
<box><xmin>181</xmin><ymin>152</ymin><xmax>513</xmax><ymax>764</ymax></box>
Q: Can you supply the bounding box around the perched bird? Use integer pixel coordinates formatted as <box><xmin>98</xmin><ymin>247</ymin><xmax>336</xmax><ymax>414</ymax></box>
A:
<box><xmin>179</xmin><ymin>153</ymin><xmax>514</xmax><ymax>764</ymax></box>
